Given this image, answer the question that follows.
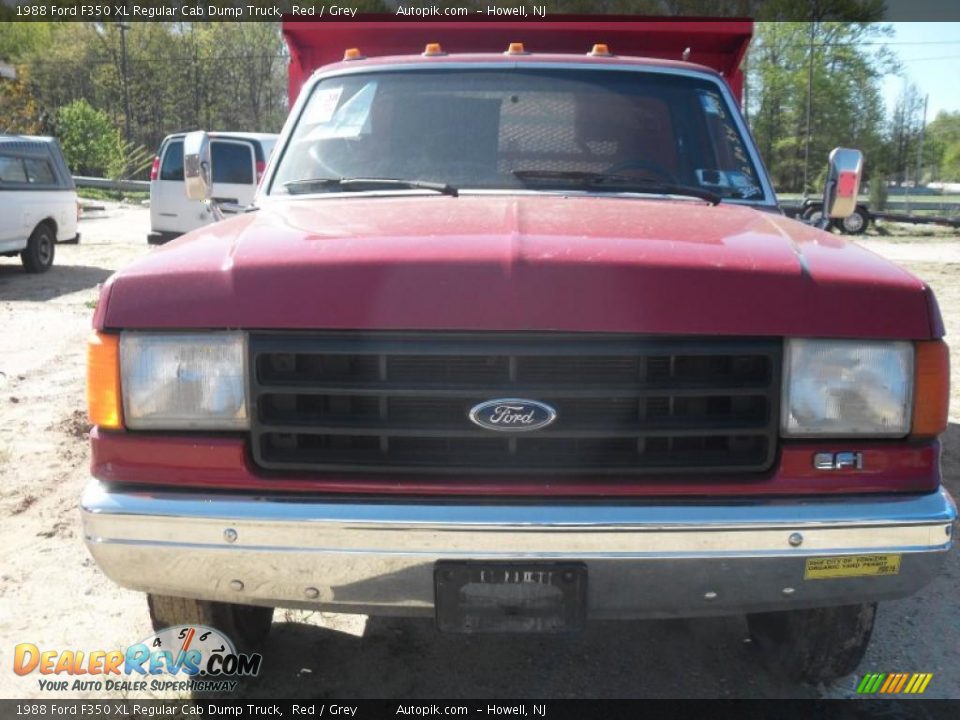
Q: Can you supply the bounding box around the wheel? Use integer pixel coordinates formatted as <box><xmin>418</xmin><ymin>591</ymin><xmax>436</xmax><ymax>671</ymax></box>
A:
<box><xmin>747</xmin><ymin>603</ymin><xmax>877</xmax><ymax>683</ymax></box>
<box><xmin>21</xmin><ymin>223</ymin><xmax>56</xmax><ymax>273</ymax></box>
<box><xmin>838</xmin><ymin>207</ymin><xmax>869</xmax><ymax>235</ymax></box>
<box><xmin>800</xmin><ymin>204</ymin><xmax>827</xmax><ymax>228</ymax></box>
<box><xmin>147</xmin><ymin>594</ymin><xmax>273</xmax><ymax>654</ymax></box>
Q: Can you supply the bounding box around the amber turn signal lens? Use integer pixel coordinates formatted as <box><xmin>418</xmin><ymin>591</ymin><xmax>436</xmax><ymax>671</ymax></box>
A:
<box><xmin>88</xmin><ymin>332</ymin><xmax>122</xmax><ymax>429</ymax></box>
<box><xmin>342</xmin><ymin>48</ymin><xmax>365</xmax><ymax>61</ymax></box>
<box><xmin>912</xmin><ymin>340</ymin><xmax>949</xmax><ymax>437</ymax></box>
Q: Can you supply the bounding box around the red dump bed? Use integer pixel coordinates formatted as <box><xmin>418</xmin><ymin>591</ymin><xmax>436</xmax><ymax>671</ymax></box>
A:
<box><xmin>282</xmin><ymin>17</ymin><xmax>753</xmax><ymax>107</ymax></box>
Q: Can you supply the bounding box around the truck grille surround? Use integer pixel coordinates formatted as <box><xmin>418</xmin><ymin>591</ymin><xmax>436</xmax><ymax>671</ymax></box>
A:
<box><xmin>249</xmin><ymin>333</ymin><xmax>781</xmax><ymax>475</ymax></box>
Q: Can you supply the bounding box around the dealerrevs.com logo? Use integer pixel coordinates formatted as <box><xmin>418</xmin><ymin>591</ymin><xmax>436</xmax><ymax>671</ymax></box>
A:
<box><xmin>13</xmin><ymin>625</ymin><xmax>262</xmax><ymax>693</ymax></box>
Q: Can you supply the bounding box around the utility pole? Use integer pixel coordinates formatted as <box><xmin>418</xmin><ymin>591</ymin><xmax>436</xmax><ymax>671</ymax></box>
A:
<box><xmin>914</xmin><ymin>93</ymin><xmax>929</xmax><ymax>191</ymax></box>
<box><xmin>118</xmin><ymin>21</ymin><xmax>131</xmax><ymax>142</ymax></box>
<box><xmin>192</xmin><ymin>23</ymin><xmax>201</xmax><ymax>128</ymax></box>
<box><xmin>802</xmin><ymin>19</ymin><xmax>816</xmax><ymax>197</ymax></box>
<box><xmin>905</xmin><ymin>92</ymin><xmax>928</xmax><ymax>216</ymax></box>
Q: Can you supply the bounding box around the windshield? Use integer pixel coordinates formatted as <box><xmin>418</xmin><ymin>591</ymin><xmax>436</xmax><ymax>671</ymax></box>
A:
<box><xmin>269</xmin><ymin>68</ymin><xmax>765</xmax><ymax>201</ymax></box>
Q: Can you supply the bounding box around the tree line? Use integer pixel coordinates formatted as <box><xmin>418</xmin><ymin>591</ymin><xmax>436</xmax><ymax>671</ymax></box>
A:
<box><xmin>0</xmin><ymin>21</ymin><xmax>290</xmax><ymax>179</ymax></box>
<box><xmin>746</xmin><ymin>21</ymin><xmax>960</xmax><ymax>192</ymax></box>
<box><xmin>1</xmin><ymin>8</ymin><xmax>958</xmax><ymax>189</ymax></box>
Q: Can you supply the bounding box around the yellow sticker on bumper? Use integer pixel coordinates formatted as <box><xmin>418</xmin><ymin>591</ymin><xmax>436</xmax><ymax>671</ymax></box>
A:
<box><xmin>804</xmin><ymin>554</ymin><xmax>902</xmax><ymax>580</ymax></box>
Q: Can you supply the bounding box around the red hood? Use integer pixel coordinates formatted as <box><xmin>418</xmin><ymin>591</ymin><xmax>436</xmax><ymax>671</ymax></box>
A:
<box><xmin>98</xmin><ymin>195</ymin><xmax>935</xmax><ymax>338</ymax></box>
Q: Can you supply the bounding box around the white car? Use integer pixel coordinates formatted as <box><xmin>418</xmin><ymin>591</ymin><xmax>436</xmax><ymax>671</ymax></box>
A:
<box><xmin>148</xmin><ymin>132</ymin><xmax>278</xmax><ymax>244</ymax></box>
<box><xmin>0</xmin><ymin>135</ymin><xmax>79</xmax><ymax>273</ymax></box>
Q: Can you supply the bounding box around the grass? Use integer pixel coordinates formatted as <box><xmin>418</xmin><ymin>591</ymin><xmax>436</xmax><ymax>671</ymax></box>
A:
<box><xmin>869</xmin><ymin>222</ymin><xmax>959</xmax><ymax>242</ymax></box>
<box><xmin>77</xmin><ymin>187</ymin><xmax>148</xmax><ymax>203</ymax></box>
<box><xmin>885</xmin><ymin>193</ymin><xmax>960</xmax><ymax>204</ymax></box>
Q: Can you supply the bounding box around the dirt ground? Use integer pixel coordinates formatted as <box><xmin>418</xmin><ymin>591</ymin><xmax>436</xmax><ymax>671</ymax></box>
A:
<box><xmin>0</xmin><ymin>207</ymin><xmax>957</xmax><ymax>700</ymax></box>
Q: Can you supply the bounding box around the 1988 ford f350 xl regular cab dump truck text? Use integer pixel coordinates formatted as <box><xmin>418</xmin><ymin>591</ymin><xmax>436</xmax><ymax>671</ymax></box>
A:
<box><xmin>82</xmin><ymin>20</ymin><xmax>955</xmax><ymax>682</ymax></box>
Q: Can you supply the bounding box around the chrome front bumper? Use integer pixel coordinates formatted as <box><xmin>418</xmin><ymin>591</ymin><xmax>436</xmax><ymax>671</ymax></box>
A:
<box><xmin>81</xmin><ymin>481</ymin><xmax>956</xmax><ymax>619</ymax></box>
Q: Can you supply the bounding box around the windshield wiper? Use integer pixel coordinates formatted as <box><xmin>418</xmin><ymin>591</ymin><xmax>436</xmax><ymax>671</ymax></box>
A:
<box><xmin>512</xmin><ymin>170</ymin><xmax>723</xmax><ymax>205</ymax></box>
<box><xmin>284</xmin><ymin>177</ymin><xmax>458</xmax><ymax>197</ymax></box>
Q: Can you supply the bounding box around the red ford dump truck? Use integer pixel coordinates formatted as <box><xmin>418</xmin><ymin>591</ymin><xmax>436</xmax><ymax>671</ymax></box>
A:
<box><xmin>83</xmin><ymin>19</ymin><xmax>954</xmax><ymax>683</ymax></box>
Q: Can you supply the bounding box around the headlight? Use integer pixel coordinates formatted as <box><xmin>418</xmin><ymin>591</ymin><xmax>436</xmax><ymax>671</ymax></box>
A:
<box><xmin>781</xmin><ymin>339</ymin><xmax>913</xmax><ymax>437</ymax></box>
<box><xmin>120</xmin><ymin>332</ymin><xmax>248</xmax><ymax>430</ymax></box>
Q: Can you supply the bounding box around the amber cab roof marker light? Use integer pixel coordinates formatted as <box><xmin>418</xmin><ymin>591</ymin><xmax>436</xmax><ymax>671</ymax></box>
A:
<box><xmin>342</xmin><ymin>48</ymin><xmax>365</xmax><ymax>61</ymax></box>
<box><xmin>504</xmin><ymin>42</ymin><xmax>530</xmax><ymax>56</ymax></box>
<box><xmin>912</xmin><ymin>340</ymin><xmax>949</xmax><ymax>438</ymax></box>
<box><xmin>422</xmin><ymin>43</ymin><xmax>447</xmax><ymax>57</ymax></box>
<box><xmin>588</xmin><ymin>44</ymin><xmax>613</xmax><ymax>57</ymax></box>
<box><xmin>88</xmin><ymin>332</ymin><xmax>123</xmax><ymax>430</ymax></box>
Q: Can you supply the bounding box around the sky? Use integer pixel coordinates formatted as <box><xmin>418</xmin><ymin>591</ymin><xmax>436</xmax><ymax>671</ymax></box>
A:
<box><xmin>882</xmin><ymin>22</ymin><xmax>960</xmax><ymax>122</ymax></box>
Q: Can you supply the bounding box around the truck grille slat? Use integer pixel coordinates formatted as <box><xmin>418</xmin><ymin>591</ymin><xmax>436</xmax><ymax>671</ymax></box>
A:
<box><xmin>256</xmin><ymin>424</ymin><xmax>770</xmax><ymax>438</ymax></box>
<box><xmin>249</xmin><ymin>333</ymin><xmax>781</xmax><ymax>475</ymax></box>
<box><xmin>253</xmin><ymin>382</ymin><xmax>772</xmax><ymax>398</ymax></box>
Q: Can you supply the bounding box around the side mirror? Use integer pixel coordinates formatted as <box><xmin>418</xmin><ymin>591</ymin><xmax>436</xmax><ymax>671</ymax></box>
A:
<box><xmin>822</xmin><ymin>147</ymin><xmax>863</xmax><ymax>221</ymax></box>
<box><xmin>183</xmin><ymin>131</ymin><xmax>212</xmax><ymax>202</ymax></box>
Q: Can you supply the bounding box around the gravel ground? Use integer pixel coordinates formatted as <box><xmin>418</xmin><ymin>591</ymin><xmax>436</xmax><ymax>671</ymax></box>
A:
<box><xmin>0</xmin><ymin>207</ymin><xmax>956</xmax><ymax>699</ymax></box>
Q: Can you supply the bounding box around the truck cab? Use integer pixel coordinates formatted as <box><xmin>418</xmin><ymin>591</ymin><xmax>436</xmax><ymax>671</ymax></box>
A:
<box><xmin>83</xmin><ymin>21</ymin><xmax>954</xmax><ymax>684</ymax></box>
<box><xmin>0</xmin><ymin>135</ymin><xmax>79</xmax><ymax>272</ymax></box>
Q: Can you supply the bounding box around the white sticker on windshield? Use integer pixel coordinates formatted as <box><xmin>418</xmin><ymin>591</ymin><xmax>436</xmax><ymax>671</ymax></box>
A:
<box><xmin>305</xmin><ymin>82</ymin><xmax>378</xmax><ymax>140</ymax></box>
<box><xmin>727</xmin><ymin>171</ymin><xmax>763</xmax><ymax>198</ymax></box>
<box><xmin>305</xmin><ymin>86</ymin><xmax>343</xmax><ymax>124</ymax></box>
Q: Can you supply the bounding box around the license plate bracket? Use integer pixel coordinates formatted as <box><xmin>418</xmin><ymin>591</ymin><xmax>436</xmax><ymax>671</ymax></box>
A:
<box><xmin>434</xmin><ymin>561</ymin><xmax>587</xmax><ymax>634</ymax></box>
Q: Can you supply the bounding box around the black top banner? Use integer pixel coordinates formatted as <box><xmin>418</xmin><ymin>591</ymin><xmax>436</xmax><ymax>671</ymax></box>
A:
<box><xmin>2</xmin><ymin>700</ymin><xmax>959</xmax><ymax>720</ymax></box>
<box><xmin>1</xmin><ymin>0</ymin><xmax>960</xmax><ymax>22</ymax></box>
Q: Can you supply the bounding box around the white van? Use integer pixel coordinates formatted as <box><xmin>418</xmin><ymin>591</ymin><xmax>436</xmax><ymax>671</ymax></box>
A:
<box><xmin>0</xmin><ymin>135</ymin><xmax>79</xmax><ymax>273</ymax></box>
<box><xmin>148</xmin><ymin>132</ymin><xmax>278</xmax><ymax>244</ymax></box>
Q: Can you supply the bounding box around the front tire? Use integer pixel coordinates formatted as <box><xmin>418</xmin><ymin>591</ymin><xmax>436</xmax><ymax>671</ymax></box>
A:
<box><xmin>21</xmin><ymin>223</ymin><xmax>55</xmax><ymax>273</ymax></box>
<box><xmin>800</xmin><ymin>205</ymin><xmax>829</xmax><ymax>230</ymax></box>
<box><xmin>838</xmin><ymin>207</ymin><xmax>870</xmax><ymax>235</ymax></box>
<box><xmin>147</xmin><ymin>594</ymin><xmax>274</xmax><ymax>654</ymax></box>
<box><xmin>747</xmin><ymin>603</ymin><xmax>877</xmax><ymax>683</ymax></box>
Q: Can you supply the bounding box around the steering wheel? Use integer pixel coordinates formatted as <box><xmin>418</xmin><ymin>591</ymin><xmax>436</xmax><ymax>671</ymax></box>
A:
<box><xmin>603</xmin><ymin>159</ymin><xmax>676</xmax><ymax>183</ymax></box>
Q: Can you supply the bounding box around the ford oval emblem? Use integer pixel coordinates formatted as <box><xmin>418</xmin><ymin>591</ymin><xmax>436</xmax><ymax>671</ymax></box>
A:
<box><xmin>468</xmin><ymin>399</ymin><xmax>557</xmax><ymax>432</ymax></box>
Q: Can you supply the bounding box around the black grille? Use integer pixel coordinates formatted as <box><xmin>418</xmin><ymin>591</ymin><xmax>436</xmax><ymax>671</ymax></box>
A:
<box><xmin>249</xmin><ymin>333</ymin><xmax>781</xmax><ymax>475</ymax></box>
